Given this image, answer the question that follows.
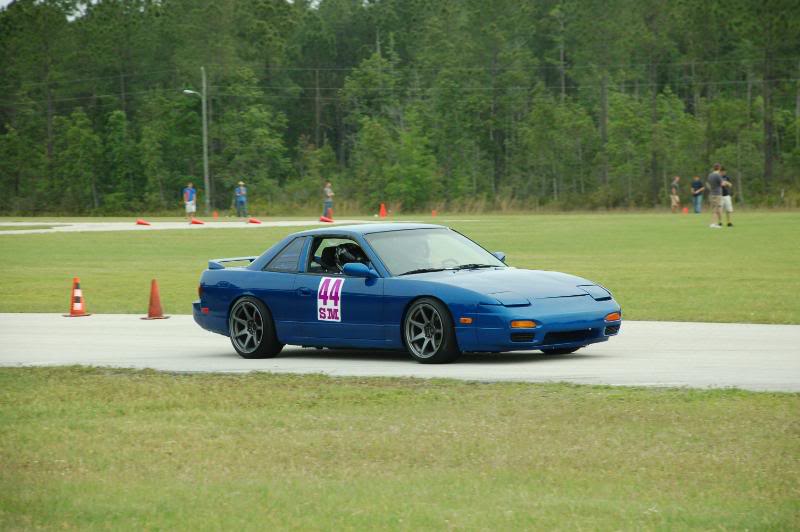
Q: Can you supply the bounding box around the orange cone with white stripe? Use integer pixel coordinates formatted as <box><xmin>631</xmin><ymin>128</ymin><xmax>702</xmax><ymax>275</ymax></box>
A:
<box><xmin>63</xmin><ymin>277</ymin><xmax>91</xmax><ymax>317</ymax></box>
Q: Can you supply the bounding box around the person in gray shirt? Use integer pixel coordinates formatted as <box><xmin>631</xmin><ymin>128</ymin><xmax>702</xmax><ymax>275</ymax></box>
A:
<box><xmin>706</xmin><ymin>163</ymin><xmax>724</xmax><ymax>228</ymax></box>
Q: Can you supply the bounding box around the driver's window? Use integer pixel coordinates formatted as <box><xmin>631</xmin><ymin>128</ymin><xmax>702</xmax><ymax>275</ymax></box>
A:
<box><xmin>307</xmin><ymin>237</ymin><xmax>371</xmax><ymax>274</ymax></box>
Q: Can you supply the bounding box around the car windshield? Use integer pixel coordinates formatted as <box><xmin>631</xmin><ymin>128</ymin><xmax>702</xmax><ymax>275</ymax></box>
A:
<box><xmin>365</xmin><ymin>228</ymin><xmax>505</xmax><ymax>276</ymax></box>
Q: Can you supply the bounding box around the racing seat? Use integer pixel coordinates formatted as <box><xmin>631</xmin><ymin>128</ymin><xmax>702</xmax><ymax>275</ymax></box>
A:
<box><xmin>319</xmin><ymin>246</ymin><xmax>339</xmax><ymax>273</ymax></box>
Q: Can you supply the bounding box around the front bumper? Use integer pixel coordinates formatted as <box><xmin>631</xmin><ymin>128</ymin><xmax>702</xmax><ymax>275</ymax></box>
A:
<box><xmin>455</xmin><ymin>296</ymin><xmax>621</xmax><ymax>353</ymax></box>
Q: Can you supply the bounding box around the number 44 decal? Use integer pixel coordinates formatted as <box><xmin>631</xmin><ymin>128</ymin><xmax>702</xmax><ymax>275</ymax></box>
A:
<box><xmin>317</xmin><ymin>277</ymin><xmax>344</xmax><ymax>322</ymax></box>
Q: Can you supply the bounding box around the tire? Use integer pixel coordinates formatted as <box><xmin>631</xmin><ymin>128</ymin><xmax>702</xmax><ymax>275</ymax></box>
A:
<box><xmin>540</xmin><ymin>347</ymin><xmax>581</xmax><ymax>355</ymax></box>
<box><xmin>403</xmin><ymin>298</ymin><xmax>460</xmax><ymax>364</ymax></box>
<box><xmin>228</xmin><ymin>297</ymin><xmax>283</xmax><ymax>359</ymax></box>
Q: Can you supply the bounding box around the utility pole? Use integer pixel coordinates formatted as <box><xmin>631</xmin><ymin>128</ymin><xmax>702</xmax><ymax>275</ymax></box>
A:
<box><xmin>183</xmin><ymin>66</ymin><xmax>211</xmax><ymax>214</ymax></box>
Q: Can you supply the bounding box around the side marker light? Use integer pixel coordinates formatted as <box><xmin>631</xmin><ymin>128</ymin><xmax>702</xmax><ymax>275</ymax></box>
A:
<box><xmin>201</xmin><ymin>307</ymin><xmax>210</xmax><ymax>315</ymax></box>
<box><xmin>459</xmin><ymin>317</ymin><xmax>473</xmax><ymax>324</ymax></box>
<box><xmin>511</xmin><ymin>320</ymin><xmax>537</xmax><ymax>328</ymax></box>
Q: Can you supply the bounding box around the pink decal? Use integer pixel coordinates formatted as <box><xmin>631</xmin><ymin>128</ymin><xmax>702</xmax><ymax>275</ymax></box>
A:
<box><xmin>317</xmin><ymin>277</ymin><xmax>344</xmax><ymax>322</ymax></box>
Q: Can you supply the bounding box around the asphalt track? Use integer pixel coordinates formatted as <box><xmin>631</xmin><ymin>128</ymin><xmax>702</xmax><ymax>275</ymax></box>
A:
<box><xmin>1</xmin><ymin>313</ymin><xmax>798</xmax><ymax>391</ymax></box>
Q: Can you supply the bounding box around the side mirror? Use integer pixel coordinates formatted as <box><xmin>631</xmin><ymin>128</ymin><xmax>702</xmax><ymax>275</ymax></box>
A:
<box><xmin>492</xmin><ymin>251</ymin><xmax>506</xmax><ymax>263</ymax></box>
<box><xmin>342</xmin><ymin>262</ymin><xmax>378</xmax><ymax>279</ymax></box>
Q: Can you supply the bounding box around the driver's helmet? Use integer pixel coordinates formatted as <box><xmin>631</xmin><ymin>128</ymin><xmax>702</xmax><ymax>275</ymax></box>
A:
<box><xmin>335</xmin><ymin>243</ymin><xmax>369</xmax><ymax>270</ymax></box>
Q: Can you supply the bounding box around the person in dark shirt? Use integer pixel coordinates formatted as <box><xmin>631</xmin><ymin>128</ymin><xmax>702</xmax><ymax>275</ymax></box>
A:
<box><xmin>720</xmin><ymin>167</ymin><xmax>734</xmax><ymax>227</ymax></box>
<box><xmin>690</xmin><ymin>176</ymin><xmax>704</xmax><ymax>214</ymax></box>
<box><xmin>706</xmin><ymin>164</ymin><xmax>724</xmax><ymax>228</ymax></box>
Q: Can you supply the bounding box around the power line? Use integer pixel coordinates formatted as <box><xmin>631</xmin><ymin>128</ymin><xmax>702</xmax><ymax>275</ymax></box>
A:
<box><xmin>1</xmin><ymin>55</ymin><xmax>798</xmax><ymax>93</ymax></box>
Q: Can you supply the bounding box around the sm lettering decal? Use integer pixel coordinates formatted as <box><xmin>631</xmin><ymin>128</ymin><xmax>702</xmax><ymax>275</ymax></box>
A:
<box><xmin>317</xmin><ymin>277</ymin><xmax>344</xmax><ymax>322</ymax></box>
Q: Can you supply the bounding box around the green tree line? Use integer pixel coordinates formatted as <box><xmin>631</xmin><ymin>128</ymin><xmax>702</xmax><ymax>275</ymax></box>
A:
<box><xmin>1</xmin><ymin>0</ymin><xmax>799</xmax><ymax>214</ymax></box>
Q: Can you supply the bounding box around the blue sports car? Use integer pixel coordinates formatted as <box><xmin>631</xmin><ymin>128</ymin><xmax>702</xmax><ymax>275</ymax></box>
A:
<box><xmin>193</xmin><ymin>223</ymin><xmax>621</xmax><ymax>363</ymax></box>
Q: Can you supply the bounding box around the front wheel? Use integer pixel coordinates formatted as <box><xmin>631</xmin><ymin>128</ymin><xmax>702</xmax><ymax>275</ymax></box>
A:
<box><xmin>229</xmin><ymin>297</ymin><xmax>283</xmax><ymax>359</ymax></box>
<box><xmin>403</xmin><ymin>298</ymin><xmax>460</xmax><ymax>364</ymax></box>
<box><xmin>540</xmin><ymin>347</ymin><xmax>581</xmax><ymax>355</ymax></box>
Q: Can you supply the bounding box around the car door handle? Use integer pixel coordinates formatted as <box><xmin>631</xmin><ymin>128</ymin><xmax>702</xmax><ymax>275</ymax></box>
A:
<box><xmin>297</xmin><ymin>287</ymin><xmax>312</xmax><ymax>296</ymax></box>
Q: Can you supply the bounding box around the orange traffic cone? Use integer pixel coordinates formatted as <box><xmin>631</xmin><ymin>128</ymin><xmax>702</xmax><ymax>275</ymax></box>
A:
<box><xmin>135</xmin><ymin>218</ymin><xmax>151</xmax><ymax>226</ymax></box>
<box><xmin>63</xmin><ymin>277</ymin><xmax>91</xmax><ymax>317</ymax></box>
<box><xmin>248</xmin><ymin>217</ymin><xmax>262</xmax><ymax>224</ymax></box>
<box><xmin>682</xmin><ymin>207</ymin><xmax>689</xmax><ymax>214</ymax></box>
<box><xmin>431</xmin><ymin>209</ymin><xmax>437</xmax><ymax>217</ymax></box>
<box><xmin>379</xmin><ymin>203</ymin><xmax>387</xmax><ymax>218</ymax></box>
<box><xmin>319</xmin><ymin>215</ymin><xmax>334</xmax><ymax>223</ymax></box>
<box><xmin>141</xmin><ymin>279</ymin><xmax>169</xmax><ymax>320</ymax></box>
<box><xmin>213</xmin><ymin>210</ymin><xmax>219</xmax><ymax>220</ymax></box>
<box><xmin>190</xmin><ymin>217</ymin><xmax>205</xmax><ymax>225</ymax></box>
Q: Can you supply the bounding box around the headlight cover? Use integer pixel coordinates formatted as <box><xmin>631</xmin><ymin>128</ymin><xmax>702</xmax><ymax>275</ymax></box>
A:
<box><xmin>578</xmin><ymin>285</ymin><xmax>612</xmax><ymax>301</ymax></box>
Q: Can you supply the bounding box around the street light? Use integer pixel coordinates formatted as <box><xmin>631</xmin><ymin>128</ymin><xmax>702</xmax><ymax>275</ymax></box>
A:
<box><xmin>183</xmin><ymin>66</ymin><xmax>210</xmax><ymax>215</ymax></box>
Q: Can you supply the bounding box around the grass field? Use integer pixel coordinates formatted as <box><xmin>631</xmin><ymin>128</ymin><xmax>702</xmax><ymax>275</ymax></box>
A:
<box><xmin>0</xmin><ymin>367</ymin><xmax>797</xmax><ymax>529</ymax></box>
<box><xmin>0</xmin><ymin>212</ymin><xmax>798</xmax><ymax>323</ymax></box>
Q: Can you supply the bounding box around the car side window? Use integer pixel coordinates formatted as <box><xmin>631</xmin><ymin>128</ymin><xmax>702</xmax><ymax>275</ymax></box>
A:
<box><xmin>307</xmin><ymin>237</ymin><xmax>371</xmax><ymax>275</ymax></box>
<box><xmin>265</xmin><ymin>237</ymin><xmax>305</xmax><ymax>272</ymax></box>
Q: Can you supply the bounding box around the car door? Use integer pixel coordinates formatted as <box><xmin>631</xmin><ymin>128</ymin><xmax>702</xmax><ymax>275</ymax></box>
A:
<box><xmin>294</xmin><ymin>236</ymin><xmax>385</xmax><ymax>342</ymax></box>
<box><xmin>249</xmin><ymin>236</ymin><xmax>307</xmax><ymax>342</ymax></box>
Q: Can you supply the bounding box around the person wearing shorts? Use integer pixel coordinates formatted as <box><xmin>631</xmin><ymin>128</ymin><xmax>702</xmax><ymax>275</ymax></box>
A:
<box><xmin>720</xmin><ymin>167</ymin><xmax>734</xmax><ymax>227</ymax></box>
<box><xmin>670</xmin><ymin>175</ymin><xmax>681</xmax><ymax>213</ymax></box>
<box><xmin>322</xmin><ymin>180</ymin><xmax>334</xmax><ymax>218</ymax></box>
<box><xmin>706</xmin><ymin>164</ymin><xmax>723</xmax><ymax>228</ymax></box>
<box><xmin>183</xmin><ymin>182</ymin><xmax>197</xmax><ymax>220</ymax></box>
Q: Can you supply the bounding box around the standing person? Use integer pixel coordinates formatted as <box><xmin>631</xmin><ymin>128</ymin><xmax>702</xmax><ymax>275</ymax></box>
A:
<box><xmin>690</xmin><ymin>176</ymin><xmax>705</xmax><ymax>214</ymax></box>
<box><xmin>234</xmin><ymin>180</ymin><xmax>248</xmax><ymax>218</ymax></box>
<box><xmin>322</xmin><ymin>180</ymin><xmax>334</xmax><ymax>218</ymax></box>
<box><xmin>720</xmin><ymin>167</ymin><xmax>734</xmax><ymax>227</ymax></box>
<box><xmin>706</xmin><ymin>164</ymin><xmax>724</xmax><ymax>228</ymax></box>
<box><xmin>182</xmin><ymin>182</ymin><xmax>196</xmax><ymax>221</ymax></box>
<box><xmin>670</xmin><ymin>175</ymin><xmax>681</xmax><ymax>213</ymax></box>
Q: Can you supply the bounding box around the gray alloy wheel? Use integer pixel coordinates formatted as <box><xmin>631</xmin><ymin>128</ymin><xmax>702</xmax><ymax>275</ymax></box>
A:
<box><xmin>228</xmin><ymin>297</ymin><xmax>283</xmax><ymax>359</ymax></box>
<box><xmin>403</xmin><ymin>298</ymin><xmax>460</xmax><ymax>364</ymax></box>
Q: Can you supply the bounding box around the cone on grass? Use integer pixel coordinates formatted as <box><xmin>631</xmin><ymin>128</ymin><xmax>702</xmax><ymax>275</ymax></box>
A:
<box><xmin>682</xmin><ymin>207</ymin><xmax>689</xmax><ymax>214</ymax></box>
<box><xmin>135</xmin><ymin>218</ymin><xmax>151</xmax><ymax>226</ymax></box>
<box><xmin>319</xmin><ymin>215</ymin><xmax>334</xmax><ymax>223</ymax></box>
<box><xmin>379</xmin><ymin>203</ymin><xmax>387</xmax><ymax>218</ymax></box>
<box><xmin>248</xmin><ymin>217</ymin><xmax>262</xmax><ymax>224</ymax></box>
<box><xmin>190</xmin><ymin>217</ymin><xmax>205</xmax><ymax>225</ymax></box>
<box><xmin>141</xmin><ymin>279</ymin><xmax>169</xmax><ymax>320</ymax></box>
<box><xmin>64</xmin><ymin>277</ymin><xmax>91</xmax><ymax>317</ymax></box>
<box><xmin>431</xmin><ymin>209</ymin><xmax>437</xmax><ymax>217</ymax></box>
<box><xmin>213</xmin><ymin>210</ymin><xmax>219</xmax><ymax>220</ymax></box>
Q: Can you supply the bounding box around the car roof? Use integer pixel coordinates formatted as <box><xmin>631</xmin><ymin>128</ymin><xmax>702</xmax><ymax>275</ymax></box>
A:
<box><xmin>292</xmin><ymin>222</ymin><xmax>446</xmax><ymax>238</ymax></box>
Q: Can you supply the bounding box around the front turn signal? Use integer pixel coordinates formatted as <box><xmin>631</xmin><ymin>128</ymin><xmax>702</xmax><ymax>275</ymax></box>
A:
<box><xmin>605</xmin><ymin>312</ymin><xmax>621</xmax><ymax>322</ymax></box>
<box><xmin>511</xmin><ymin>320</ymin><xmax>538</xmax><ymax>328</ymax></box>
<box><xmin>459</xmin><ymin>317</ymin><xmax>473</xmax><ymax>324</ymax></box>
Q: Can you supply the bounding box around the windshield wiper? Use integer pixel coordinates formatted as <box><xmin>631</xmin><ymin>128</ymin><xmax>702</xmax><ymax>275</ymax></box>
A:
<box><xmin>399</xmin><ymin>268</ymin><xmax>448</xmax><ymax>276</ymax></box>
<box><xmin>453</xmin><ymin>263</ymin><xmax>497</xmax><ymax>270</ymax></box>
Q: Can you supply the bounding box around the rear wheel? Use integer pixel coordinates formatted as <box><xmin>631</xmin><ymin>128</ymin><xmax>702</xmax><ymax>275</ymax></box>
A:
<box><xmin>403</xmin><ymin>298</ymin><xmax>460</xmax><ymax>364</ymax></box>
<box><xmin>228</xmin><ymin>297</ymin><xmax>283</xmax><ymax>359</ymax></box>
<box><xmin>540</xmin><ymin>347</ymin><xmax>581</xmax><ymax>355</ymax></box>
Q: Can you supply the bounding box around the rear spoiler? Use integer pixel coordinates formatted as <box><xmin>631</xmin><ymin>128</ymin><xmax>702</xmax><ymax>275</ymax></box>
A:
<box><xmin>208</xmin><ymin>256</ymin><xmax>259</xmax><ymax>270</ymax></box>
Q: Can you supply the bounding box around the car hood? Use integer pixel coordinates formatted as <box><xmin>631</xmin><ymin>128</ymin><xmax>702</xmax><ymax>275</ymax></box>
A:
<box><xmin>416</xmin><ymin>267</ymin><xmax>595</xmax><ymax>303</ymax></box>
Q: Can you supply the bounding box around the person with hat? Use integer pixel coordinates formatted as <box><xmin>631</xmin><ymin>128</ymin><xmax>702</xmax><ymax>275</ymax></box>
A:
<box><xmin>234</xmin><ymin>180</ymin><xmax>248</xmax><ymax>218</ymax></box>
